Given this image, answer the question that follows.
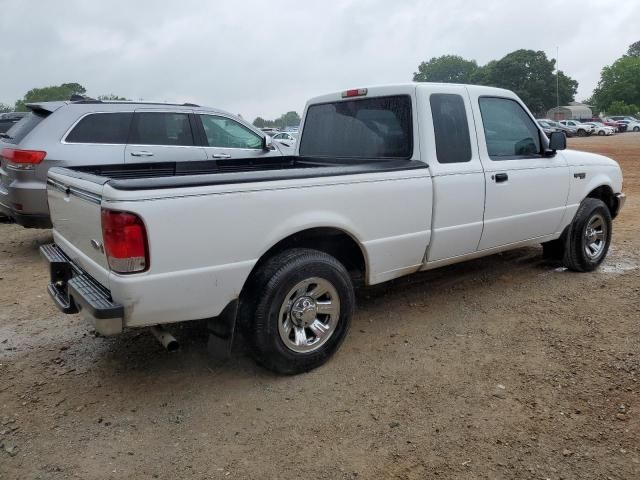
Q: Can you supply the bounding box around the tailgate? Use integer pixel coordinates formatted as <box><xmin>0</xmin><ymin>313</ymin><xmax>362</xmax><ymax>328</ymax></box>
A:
<box><xmin>47</xmin><ymin>168</ymin><xmax>110</xmax><ymax>287</ymax></box>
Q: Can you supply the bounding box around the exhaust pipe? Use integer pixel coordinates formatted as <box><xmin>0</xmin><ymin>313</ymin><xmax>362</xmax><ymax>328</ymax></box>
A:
<box><xmin>150</xmin><ymin>325</ymin><xmax>179</xmax><ymax>352</ymax></box>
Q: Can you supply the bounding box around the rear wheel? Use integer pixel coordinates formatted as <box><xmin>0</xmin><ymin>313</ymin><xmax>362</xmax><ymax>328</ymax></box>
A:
<box><xmin>634</xmin><ymin>126</ymin><xmax>639</xmax><ymax>132</ymax></box>
<box><xmin>562</xmin><ymin>198</ymin><xmax>612</xmax><ymax>272</ymax></box>
<box><xmin>577</xmin><ymin>129</ymin><xmax>587</xmax><ymax>137</ymax></box>
<box><xmin>240</xmin><ymin>248</ymin><xmax>355</xmax><ymax>374</ymax></box>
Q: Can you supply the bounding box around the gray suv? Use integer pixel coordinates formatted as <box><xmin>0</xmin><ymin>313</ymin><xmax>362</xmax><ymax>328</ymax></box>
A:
<box><xmin>0</xmin><ymin>99</ymin><xmax>282</xmax><ymax>228</ymax></box>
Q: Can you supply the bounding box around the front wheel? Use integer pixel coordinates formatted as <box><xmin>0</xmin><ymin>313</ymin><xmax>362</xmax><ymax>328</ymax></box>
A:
<box><xmin>562</xmin><ymin>198</ymin><xmax>612</xmax><ymax>272</ymax></box>
<box><xmin>634</xmin><ymin>126</ymin><xmax>640</xmax><ymax>132</ymax></box>
<box><xmin>577</xmin><ymin>129</ymin><xmax>587</xmax><ymax>137</ymax></box>
<box><xmin>598</xmin><ymin>130</ymin><xmax>605</xmax><ymax>136</ymax></box>
<box><xmin>240</xmin><ymin>248</ymin><xmax>355</xmax><ymax>374</ymax></box>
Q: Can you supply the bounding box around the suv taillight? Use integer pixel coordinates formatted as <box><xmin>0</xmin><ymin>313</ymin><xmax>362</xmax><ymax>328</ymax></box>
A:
<box><xmin>101</xmin><ymin>209</ymin><xmax>149</xmax><ymax>274</ymax></box>
<box><xmin>0</xmin><ymin>147</ymin><xmax>47</xmax><ymax>164</ymax></box>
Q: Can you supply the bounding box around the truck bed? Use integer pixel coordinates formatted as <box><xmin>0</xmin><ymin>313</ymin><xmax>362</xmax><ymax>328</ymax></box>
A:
<box><xmin>63</xmin><ymin>156</ymin><xmax>428</xmax><ymax>191</ymax></box>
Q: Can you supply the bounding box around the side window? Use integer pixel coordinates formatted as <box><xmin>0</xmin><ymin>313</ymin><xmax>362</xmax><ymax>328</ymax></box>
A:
<box><xmin>430</xmin><ymin>94</ymin><xmax>472</xmax><ymax>163</ymax></box>
<box><xmin>65</xmin><ymin>113</ymin><xmax>133</xmax><ymax>144</ymax></box>
<box><xmin>200</xmin><ymin>115</ymin><xmax>262</xmax><ymax>149</ymax></box>
<box><xmin>478</xmin><ymin>97</ymin><xmax>541</xmax><ymax>159</ymax></box>
<box><xmin>129</xmin><ymin>112</ymin><xmax>194</xmax><ymax>146</ymax></box>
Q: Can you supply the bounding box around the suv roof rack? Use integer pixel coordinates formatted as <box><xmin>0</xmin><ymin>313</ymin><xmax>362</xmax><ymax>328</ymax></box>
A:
<box><xmin>68</xmin><ymin>96</ymin><xmax>201</xmax><ymax>108</ymax></box>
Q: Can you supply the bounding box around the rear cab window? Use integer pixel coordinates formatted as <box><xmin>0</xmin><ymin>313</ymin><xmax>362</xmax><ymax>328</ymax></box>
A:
<box><xmin>299</xmin><ymin>95</ymin><xmax>412</xmax><ymax>159</ymax></box>
<box><xmin>2</xmin><ymin>111</ymin><xmax>49</xmax><ymax>144</ymax></box>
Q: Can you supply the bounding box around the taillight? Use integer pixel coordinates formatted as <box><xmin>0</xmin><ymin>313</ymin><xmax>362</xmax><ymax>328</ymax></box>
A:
<box><xmin>101</xmin><ymin>209</ymin><xmax>149</xmax><ymax>274</ymax></box>
<box><xmin>0</xmin><ymin>147</ymin><xmax>47</xmax><ymax>164</ymax></box>
<box><xmin>341</xmin><ymin>88</ymin><xmax>368</xmax><ymax>98</ymax></box>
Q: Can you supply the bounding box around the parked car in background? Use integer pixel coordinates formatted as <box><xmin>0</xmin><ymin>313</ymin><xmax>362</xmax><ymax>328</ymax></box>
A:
<box><xmin>0</xmin><ymin>112</ymin><xmax>28</xmax><ymax>134</ymax></box>
<box><xmin>537</xmin><ymin>120</ymin><xmax>560</xmax><ymax>137</ymax></box>
<box><xmin>539</xmin><ymin>119</ymin><xmax>576</xmax><ymax>137</ymax></box>
<box><xmin>558</xmin><ymin>120</ymin><xmax>595</xmax><ymax>137</ymax></box>
<box><xmin>614</xmin><ymin>118</ymin><xmax>640</xmax><ymax>132</ymax></box>
<box><xmin>272</xmin><ymin>131</ymin><xmax>298</xmax><ymax>147</ymax></box>
<box><xmin>585</xmin><ymin>122</ymin><xmax>615</xmax><ymax>136</ymax></box>
<box><xmin>0</xmin><ymin>98</ymin><xmax>283</xmax><ymax>228</ymax></box>
<box><xmin>260</xmin><ymin>127</ymin><xmax>280</xmax><ymax>136</ymax></box>
<box><xmin>40</xmin><ymin>83</ymin><xmax>625</xmax><ymax>373</ymax></box>
<box><xmin>590</xmin><ymin>117</ymin><xmax>619</xmax><ymax>131</ymax></box>
<box><xmin>604</xmin><ymin>118</ymin><xmax>627</xmax><ymax>132</ymax></box>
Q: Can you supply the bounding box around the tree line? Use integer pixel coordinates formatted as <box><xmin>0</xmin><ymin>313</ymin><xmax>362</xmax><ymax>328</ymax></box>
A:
<box><xmin>252</xmin><ymin>111</ymin><xmax>301</xmax><ymax>129</ymax></box>
<box><xmin>0</xmin><ymin>83</ymin><xmax>127</xmax><ymax>113</ymax></box>
<box><xmin>413</xmin><ymin>41</ymin><xmax>640</xmax><ymax>117</ymax></box>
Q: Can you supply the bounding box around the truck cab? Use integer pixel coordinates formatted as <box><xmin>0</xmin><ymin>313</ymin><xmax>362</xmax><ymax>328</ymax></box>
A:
<box><xmin>40</xmin><ymin>83</ymin><xmax>625</xmax><ymax>374</ymax></box>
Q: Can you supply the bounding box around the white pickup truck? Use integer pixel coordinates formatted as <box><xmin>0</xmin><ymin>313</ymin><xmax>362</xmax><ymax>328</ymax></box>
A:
<box><xmin>41</xmin><ymin>83</ymin><xmax>625</xmax><ymax>374</ymax></box>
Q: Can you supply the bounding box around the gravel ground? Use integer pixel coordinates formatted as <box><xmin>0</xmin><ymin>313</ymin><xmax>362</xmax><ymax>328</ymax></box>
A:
<box><xmin>1</xmin><ymin>134</ymin><xmax>639</xmax><ymax>479</ymax></box>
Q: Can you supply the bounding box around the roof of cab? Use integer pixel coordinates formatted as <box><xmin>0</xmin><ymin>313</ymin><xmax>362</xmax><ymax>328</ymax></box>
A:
<box><xmin>305</xmin><ymin>82</ymin><xmax>516</xmax><ymax>106</ymax></box>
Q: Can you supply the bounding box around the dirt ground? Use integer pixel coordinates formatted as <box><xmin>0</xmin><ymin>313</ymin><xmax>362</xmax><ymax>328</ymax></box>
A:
<box><xmin>1</xmin><ymin>134</ymin><xmax>639</xmax><ymax>480</ymax></box>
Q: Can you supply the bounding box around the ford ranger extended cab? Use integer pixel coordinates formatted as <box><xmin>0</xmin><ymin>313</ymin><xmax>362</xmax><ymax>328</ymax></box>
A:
<box><xmin>40</xmin><ymin>83</ymin><xmax>625</xmax><ymax>374</ymax></box>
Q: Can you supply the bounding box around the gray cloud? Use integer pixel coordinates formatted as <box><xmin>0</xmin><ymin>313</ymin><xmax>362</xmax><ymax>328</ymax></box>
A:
<box><xmin>1</xmin><ymin>0</ymin><xmax>638</xmax><ymax>119</ymax></box>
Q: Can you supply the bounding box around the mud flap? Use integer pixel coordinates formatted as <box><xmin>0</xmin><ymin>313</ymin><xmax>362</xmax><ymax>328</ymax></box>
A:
<box><xmin>207</xmin><ymin>300</ymin><xmax>238</xmax><ymax>362</ymax></box>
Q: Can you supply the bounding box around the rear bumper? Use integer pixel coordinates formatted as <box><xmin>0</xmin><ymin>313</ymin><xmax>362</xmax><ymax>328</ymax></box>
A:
<box><xmin>0</xmin><ymin>173</ymin><xmax>51</xmax><ymax>228</ymax></box>
<box><xmin>40</xmin><ymin>243</ymin><xmax>124</xmax><ymax>335</ymax></box>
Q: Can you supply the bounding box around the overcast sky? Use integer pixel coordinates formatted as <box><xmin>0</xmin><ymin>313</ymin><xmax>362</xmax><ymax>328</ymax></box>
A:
<box><xmin>1</xmin><ymin>0</ymin><xmax>638</xmax><ymax>119</ymax></box>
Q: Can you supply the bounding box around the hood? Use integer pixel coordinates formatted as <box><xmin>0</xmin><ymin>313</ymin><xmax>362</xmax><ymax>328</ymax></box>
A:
<box><xmin>561</xmin><ymin>149</ymin><xmax>619</xmax><ymax>168</ymax></box>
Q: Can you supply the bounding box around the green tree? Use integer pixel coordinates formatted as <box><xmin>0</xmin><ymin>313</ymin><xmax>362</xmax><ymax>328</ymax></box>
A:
<box><xmin>591</xmin><ymin>55</ymin><xmax>640</xmax><ymax>111</ymax></box>
<box><xmin>253</xmin><ymin>117</ymin><xmax>266</xmax><ymax>128</ymax></box>
<box><xmin>606</xmin><ymin>100</ymin><xmax>640</xmax><ymax>115</ymax></box>
<box><xmin>0</xmin><ymin>103</ymin><xmax>12</xmax><ymax>113</ymax></box>
<box><xmin>97</xmin><ymin>94</ymin><xmax>129</xmax><ymax>101</ymax></box>
<box><xmin>278</xmin><ymin>111</ymin><xmax>301</xmax><ymax>129</ymax></box>
<box><xmin>15</xmin><ymin>82</ymin><xmax>87</xmax><ymax>111</ymax></box>
<box><xmin>413</xmin><ymin>55</ymin><xmax>479</xmax><ymax>83</ymax></box>
<box><xmin>484</xmin><ymin>49</ymin><xmax>577</xmax><ymax>116</ymax></box>
<box><xmin>627</xmin><ymin>40</ymin><xmax>640</xmax><ymax>57</ymax></box>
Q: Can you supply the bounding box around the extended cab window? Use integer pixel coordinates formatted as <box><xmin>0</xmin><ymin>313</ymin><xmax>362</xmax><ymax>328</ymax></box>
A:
<box><xmin>478</xmin><ymin>97</ymin><xmax>541</xmax><ymax>159</ymax></box>
<box><xmin>299</xmin><ymin>95</ymin><xmax>412</xmax><ymax>159</ymax></box>
<box><xmin>129</xmin><ymin>112</ymin><xmax>194</xmax><ymax>146</ymax></box>
<box><xmin>65</xmin><ymin>112</ymin><xmax>133</xmax><ymax>144</ymax></box>
<box><xmin>430</xmin><ymin>94</ymin><xmax>472</xmax><ymax>163</ymax></box>
<box><xmin>199</xmin><ymin>115</ymin><xmax>262</xmax><ymax>149</ymax></box>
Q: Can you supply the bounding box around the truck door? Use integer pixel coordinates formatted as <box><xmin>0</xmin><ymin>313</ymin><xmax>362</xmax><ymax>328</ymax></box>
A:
<box><xmin>125</xmin><ymin>109</ymin><xmax>207</xmax><ymax>163</ymax></box>
<box><xmin>471</xmin><ymin>95</ymin><xmax>569</xmax><ymax>250</ymax></box>
<box><xmin>419</xmin><ymin>85</ymin><xmax>485</xmax><ymax>262</ymax></box>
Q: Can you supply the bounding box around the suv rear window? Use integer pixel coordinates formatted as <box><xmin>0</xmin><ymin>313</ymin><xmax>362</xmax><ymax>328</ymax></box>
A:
<box><xmin>3</xmin><ymin>111</ymin><xmax>49</xmax><ymax>144</ymax></box>
<box><xmin>299</xmin><ymin>95</ymin><xmax>412</xmax><ymax>159</ymax></box>
<box><xmin>65</xmin><ymin>112</ymin><xmax>133</xmax><ymax>144</ymax></box>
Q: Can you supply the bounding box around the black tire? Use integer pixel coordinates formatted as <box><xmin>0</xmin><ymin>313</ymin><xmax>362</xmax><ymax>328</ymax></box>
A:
<box><xmin>634</xmin><ymin>126</ymin><xmax>639</xmax><ymax>132</ymax></box>
<box><xmin>598</xmin><ymin>130</ymin><xmax>605</xmax><ymax>136</ymax></box>
<box><xmin>239</xmin><ymin>248</ymin><xmax>355</xmax><ymax>374</ymax></box>
<box><xmin>562</xmin><ymin>198</ymin><xmax>612</xmax><ymax>272</ymax></box>
<box><xmin>577</xmin><ymin>129</ymin><xmax>586</xmax><ymax>137</ymax></box>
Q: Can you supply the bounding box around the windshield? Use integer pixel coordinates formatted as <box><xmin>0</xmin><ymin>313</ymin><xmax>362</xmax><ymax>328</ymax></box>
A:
<box><xmin>299</xmin><ymin>95</ymin><xmax>412</xmax><ymax>159</ymax></box>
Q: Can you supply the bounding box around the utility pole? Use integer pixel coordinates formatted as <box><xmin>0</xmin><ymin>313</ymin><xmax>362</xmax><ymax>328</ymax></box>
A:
<box><xmin>556</xmin><ymin>46</ymin><xmax>560</xmax><ymax>114</ymax></box>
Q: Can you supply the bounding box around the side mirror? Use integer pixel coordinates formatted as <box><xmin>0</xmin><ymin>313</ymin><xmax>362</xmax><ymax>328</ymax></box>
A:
<box><xmin>548</xmin><ymin>131</ymin><xmax>566</xmax><ymax>151</ymax></box>
<box><xmin>263</xmin><ymin>135</ymin><xmax>275</xmax><ymax>151</ymax></box>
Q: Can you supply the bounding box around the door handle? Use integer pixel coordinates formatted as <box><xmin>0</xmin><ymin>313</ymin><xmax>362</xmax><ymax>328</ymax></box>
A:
<box><xmin>493</xmin><ymin>173</ymin><xmax>508</xmax><ymax>183</ymax></box>
<box><xmin>212</xmin><ymin>153</ymin><xmax>231</xmax><ymax>159</ymax></box>
<box><xmin>130</xmin><ymin>151</ymin><xmax>154</xmax><ymax>157</ymax></box>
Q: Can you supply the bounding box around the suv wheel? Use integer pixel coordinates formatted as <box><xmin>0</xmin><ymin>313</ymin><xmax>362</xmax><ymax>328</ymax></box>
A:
<box><xmin>240</xmin><ymin>248</ymin><xmax>355</xmax><ymax>374</ymax></box>
<box><xmin>562</xmin><ymin>198</ymin><xmax>612</xmax><ymax>272</ymax></box>
<box><xmin>577</xmin><ymin>129</ymin><xmax>587</xmax><ymax>137</ymax></box>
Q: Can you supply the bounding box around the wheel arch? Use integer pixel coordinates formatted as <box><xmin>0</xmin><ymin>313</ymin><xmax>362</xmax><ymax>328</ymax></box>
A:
<box><xmin>586</xmin><ymin>184</ymin><xmax>619</xmax><ymax>219</ymax></box>
<box><xmin>243</xmin><ymin>227</ymin><xmax>370</xmax><ymax>293</ymax></box>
